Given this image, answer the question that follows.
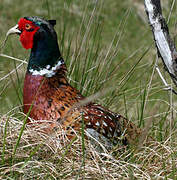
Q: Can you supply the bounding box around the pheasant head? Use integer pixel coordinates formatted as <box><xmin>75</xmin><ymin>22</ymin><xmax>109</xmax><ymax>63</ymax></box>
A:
<box><xmin>7</xmin><ymin>16</ymin><xmax>64</xmax><ymax>77</ymax></box>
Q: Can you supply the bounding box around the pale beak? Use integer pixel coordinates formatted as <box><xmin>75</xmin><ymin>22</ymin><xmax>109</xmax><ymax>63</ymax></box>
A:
<box><xmin>0</xmin><ymin>25</ymin><xmax>21</xmax><ymax>51</ymax></box>
<box><xmin>6</xmin><ymin>24</ymin><xmax>21</xmax><ymax>37</ymax></box>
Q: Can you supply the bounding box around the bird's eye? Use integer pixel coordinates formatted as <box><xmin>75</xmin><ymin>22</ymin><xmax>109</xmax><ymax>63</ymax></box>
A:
<box><xmin>25</xmin><ymin>24</ymin><xmax>31</xmax><ymax>30</ymax></box>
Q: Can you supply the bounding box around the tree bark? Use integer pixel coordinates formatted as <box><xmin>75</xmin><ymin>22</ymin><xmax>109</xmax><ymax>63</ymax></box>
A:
<box><xmin>144</xmin><ymin>0</ymin><xmax>177</xmax><ymax>86</ymax></box>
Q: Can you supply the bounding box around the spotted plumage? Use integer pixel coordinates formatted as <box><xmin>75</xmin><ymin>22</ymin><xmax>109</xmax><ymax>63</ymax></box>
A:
<box><xmin>7</xmin><ymin>16</ymin><xmax>142</xmax><ymax>146</ymax></box>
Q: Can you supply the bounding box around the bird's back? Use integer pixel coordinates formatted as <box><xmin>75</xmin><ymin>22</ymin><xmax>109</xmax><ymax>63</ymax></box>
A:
<box><xmin>23</xmin><ymin>68</ymin><xmax>141</xmax><ymax>145</ymax></box>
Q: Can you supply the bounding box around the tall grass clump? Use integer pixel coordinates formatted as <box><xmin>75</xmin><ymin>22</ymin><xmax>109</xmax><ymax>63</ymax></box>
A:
<box><xmin>0</xmin><ymin>0</ymin><xmax>176</xmax><ymax>179</ymax></box>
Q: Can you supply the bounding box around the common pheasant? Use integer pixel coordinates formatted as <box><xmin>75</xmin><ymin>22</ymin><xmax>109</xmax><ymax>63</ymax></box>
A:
<box><xmin>7</xmin><ymin>16</ymin><xmax>142</xmax><ymax>146</ymax></box>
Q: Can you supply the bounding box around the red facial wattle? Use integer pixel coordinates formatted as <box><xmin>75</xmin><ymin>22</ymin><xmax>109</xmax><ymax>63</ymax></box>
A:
<box><xmin>18</xmin><ymin>18</ymin><xmax>39</xmax><ymax>49</ymax></box>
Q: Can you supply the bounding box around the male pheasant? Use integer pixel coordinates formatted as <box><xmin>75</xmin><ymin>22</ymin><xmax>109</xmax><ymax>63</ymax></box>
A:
<box><xmin>7</xmin><ymin>16</ymin><xmax>142</xmax><ymax>146</ymax></box>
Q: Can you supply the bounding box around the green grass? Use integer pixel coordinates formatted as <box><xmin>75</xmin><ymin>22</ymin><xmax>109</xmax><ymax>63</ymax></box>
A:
<box><xmin>0</xmin><ymin>0</ymin><xmax>177</xmax><ymax>179</ymax></box>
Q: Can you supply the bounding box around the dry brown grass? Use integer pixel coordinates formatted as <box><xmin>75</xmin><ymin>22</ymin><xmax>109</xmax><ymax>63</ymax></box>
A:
<box><xmin>0</xmin><ymin>114</ymin><xmax>176</xmax><ymax>179</ymax></box>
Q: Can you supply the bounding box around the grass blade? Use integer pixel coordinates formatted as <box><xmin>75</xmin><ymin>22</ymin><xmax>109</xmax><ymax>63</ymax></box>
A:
<box><xmin>1</xmin><ymin>117</ymin><xmax>9</xmax><ymax>165</ymax></box>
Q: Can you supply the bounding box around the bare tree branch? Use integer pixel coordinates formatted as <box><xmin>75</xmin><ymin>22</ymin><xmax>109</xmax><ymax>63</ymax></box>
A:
<box><xmin>144</xmin><ymin>0</ymin><xmax>177</xmax><ymax>87</ymax></box>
